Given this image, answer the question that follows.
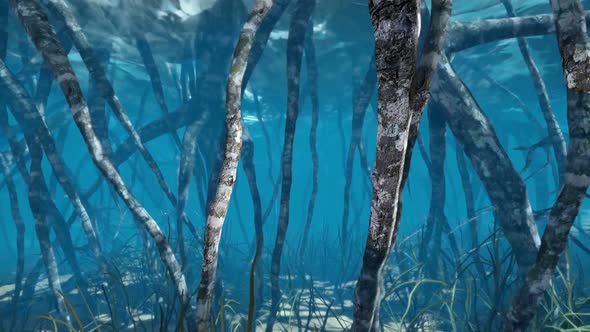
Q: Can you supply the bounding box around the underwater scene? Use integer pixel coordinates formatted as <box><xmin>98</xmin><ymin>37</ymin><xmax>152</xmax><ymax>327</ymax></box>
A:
<box><xmin>1</xmin><ymin>0</ymin><xmax>590</xmax><ymax>331</ymax></box>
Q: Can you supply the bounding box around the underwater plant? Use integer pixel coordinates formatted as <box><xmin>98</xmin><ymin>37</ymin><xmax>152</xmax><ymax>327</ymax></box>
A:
<box><xmin>1</xmin><ymin>0</ymin><xmax>590</xmax><ymax>331</ymax></box>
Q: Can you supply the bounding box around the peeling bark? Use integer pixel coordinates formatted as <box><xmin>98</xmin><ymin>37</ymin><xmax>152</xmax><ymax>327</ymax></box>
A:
<box><xmin>268</xmin><ymin>0</ymin><xmax>315</xmax><ymax>329</ymax></box>
<box><xmin>352</xmin><ymin>1</ymin><xmax>452</xmax><ymax>330</ymax></box>
<box><xmin>400</xmin><ymin>0</ymin><xmax>453</xmax><ymax>192</ymax></box>
<box><xmin>550</xmin><ymin>0</ymin><xmax>590</xmax><ymax>92</ymax></box>
<box><xmin>195</xmin><ymin>1</ymin><xmax>272</xmax><ymax>330</ymax></box>
<box><xmin>10</xmin><ymin>0</ymin><xmax>196</xmax><ymax>327</ymax></box>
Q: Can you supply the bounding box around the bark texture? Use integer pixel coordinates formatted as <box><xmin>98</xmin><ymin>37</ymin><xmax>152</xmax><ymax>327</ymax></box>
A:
<box><xmin>195</xmin><ymin>1</ymin><xmax>272</xmax><ymax>330</ymax></box>
<box><xmin>550</xmin><ymin>0</ymin><xmax>590</xmax><ymax>92</ymax></box>
<box><xmin>505</xmin><ymin>91</ymin><xmax>590</xmax><ymax>331</ymax></box>
<box><xmin>10</xmin><ymin>0</ymin><xmax>195</xmax><ymax>327</ymax></box>
<box><xmin>43</xmin><ymin>0</ymin><xmax>180</xmax><ymax>223</ymax></box>
<box><xmin>505</xmin><ymin>7</ymin><xmax>590</xmax><ymax>325</ymax></box>
<box><xmin>353</xmin><ymin>1</ymin><xmax>452</xmax><ymax>330</ymax></box>
<box><xmin>431</xmin><ymin>55</ymin><xmax>541</xmax><ymax>273</ymax></box>
<box><xmin>0</xmin><ymin>57</ymin><xmax>112</xmax><ymax>276</ymax></box>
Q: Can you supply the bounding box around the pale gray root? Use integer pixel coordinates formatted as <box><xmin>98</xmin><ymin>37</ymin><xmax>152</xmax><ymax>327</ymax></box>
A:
<box><xmin>446</xmin><ymin>11</ymin><xmax>590</xmax><ymax>53</ymax></box>
<box><xmin>0</xmin><ymin>59</ymin><xmax>111</xmax><ymax>281</ymax></box>
<box><xmin>42</xmin><ymin>0</ymin><xmax>181</xmax><ymax>225</ymax></box>
<box><xmin>352</xmin><ymin>1</ymin><xmax>452</xmax><ymax>330</ymax></box>
<box><xmin>550</xmin><ymin>0</ymin><xmax>590</xmax><ymax>92</ymax></box>
<box><xmin>268</xmin><ymin>0</ymin><xmax>315</xmax><ymax>330</ymax></box>
<box><xmin>341</xmin><ymin>58</ymin><xmax>376</xmax><ymax>249</ymax></box>
<box><xmin>505</xmin><ymin>44</ymin><xmax>590</xmax><ymax>332</ymax></box>
<box><xmin>431</xmin><ymin>55</ymin><xmax>541</xmax><ymax>274</ymax></box>
<box><xmin>501</xmin><ymin>0</ymin><xmax>567</xmax><ymax>186</ymax></box>
<box><xmin>300</xmin><ymin>19</ymin><xmax>320</xmax><ymax>259</ymax></box>
<box><xmin>87</xmin><ymin>41</ymin><xmax>114</xmax><ymax>158</ymax></box>
<box><xmin>10</xmin><ymin>0</ymin><xmax>196</xmax><ymax>328</ymax></box>
<box><xmin>195</xmin><ymin>1</ymin><xmax>272</xmax><ymax>330</ymax></box>
<box><xmin>77</xmin><ymin>102</ymin><xmax>205</xmax><ymax>248</ymax></box>
<box><xmin>1</xmin><ymin>106</ymin><xmax>87</xmax><ymax>294</ymax></box>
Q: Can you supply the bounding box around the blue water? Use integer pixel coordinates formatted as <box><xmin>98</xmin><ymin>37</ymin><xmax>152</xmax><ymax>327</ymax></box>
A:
<box><xmin>1</xmin><ymin>0</ymin><xmax>589</xmax><ymax>331</ymax></box>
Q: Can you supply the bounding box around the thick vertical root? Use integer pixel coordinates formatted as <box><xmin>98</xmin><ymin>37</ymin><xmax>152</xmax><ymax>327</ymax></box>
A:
<box><xmin>550</xmin><ymin>0</ymin><xmax>590</xmax><ymax>91</ymax></box>
<box><xmin>352</xmin><ymin>1</ymin><xmax>452</xmax><ymax>330</ymax></box>
<box><xmin>195</xmin><ymin>1</ymin><xmax>272</xmax><ymax>330</ymax></box>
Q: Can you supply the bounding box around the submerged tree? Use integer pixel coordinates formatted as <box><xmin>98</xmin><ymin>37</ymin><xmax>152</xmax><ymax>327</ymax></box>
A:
<box><xmin>10</xmin><ymin>0</ymin><xmax>196</xmax><ymax>327</ymax></box>
<box><xmin>505</xmin><ymin>0</ymin><xmax>590</xmax><ymax>328</ymax></box>
<box><xmin>550</xmin><ymin>0</ymin><xmax>590</xmax><ymax>92</ymax></box>
<box><xmin>195</xmin><ymin>0</ymin><xmax>273</xmax><ymax>330</ymax></box>
<box><xmin>352</xmin><ymin>0</ymin><xmax>452</xmax><ymax>330</ymax></box>
<box><xmin>3</xmin><ymin>0</ymin><xmax>590</xmax><ymax>330</ymax></box>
